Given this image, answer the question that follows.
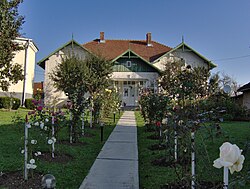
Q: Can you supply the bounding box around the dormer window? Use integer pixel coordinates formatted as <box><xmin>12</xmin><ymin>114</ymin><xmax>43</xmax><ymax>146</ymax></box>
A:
<box><xmin>126</xmin><ymin>61</ymin><xmax>131</xmax><ymax>67</ymax></box>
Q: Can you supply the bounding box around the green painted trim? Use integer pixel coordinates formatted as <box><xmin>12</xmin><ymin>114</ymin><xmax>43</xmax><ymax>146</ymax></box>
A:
<box><xmin>37</xmin><ymin>40</ymin><xmax>90</xmax><ymax>69</ymax></box>
<box><xmin>112</xmin><ymin>49</ymin><xmax>162</xmax><ymax>73</ymax></box>
<box><xmin>154</xmin><ymin>42</ymin><xmax>217</xmax><ymax>69</ymax></box>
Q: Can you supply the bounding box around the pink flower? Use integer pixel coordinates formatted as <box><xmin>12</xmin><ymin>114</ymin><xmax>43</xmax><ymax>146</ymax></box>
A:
<box><xmin>32</xmin><ymin>99</ymin><xmax>39</xmax><ymax>106</ymax></box>
<box><xmin>37</xmin><ymin>106</ymin><xmax>43</xmax><ymax>111</ymax></box>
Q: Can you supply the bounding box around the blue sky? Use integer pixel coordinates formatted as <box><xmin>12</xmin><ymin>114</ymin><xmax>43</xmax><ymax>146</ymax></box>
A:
<box><xmin>19</xmin><ymin>0</ymin><xmax>250</xmax><ymax>85</ymax></box>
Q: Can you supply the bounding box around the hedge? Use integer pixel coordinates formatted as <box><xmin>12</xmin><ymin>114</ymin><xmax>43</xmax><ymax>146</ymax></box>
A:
<box><xmin>12</xmin><ymin>98</ymin><xmax>21</xmax><ymax>110</ymax></box>
<box><xmin>0</xmin><ymin>97</ymin><xmax>20</xmax><ymax>110</ymax></box>
<box><xmin>25</xmin><ymin>98</ymin><xmax>35</xmax><ymax>110</ymax></box>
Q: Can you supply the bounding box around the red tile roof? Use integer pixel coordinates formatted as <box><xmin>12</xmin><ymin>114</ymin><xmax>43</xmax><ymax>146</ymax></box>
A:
<box><xmin>83</xmin><ymin>39</ymin><xmax>172</xmax><ymax>62</ymax></box>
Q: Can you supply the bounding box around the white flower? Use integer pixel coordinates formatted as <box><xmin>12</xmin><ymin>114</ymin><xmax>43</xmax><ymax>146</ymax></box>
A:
<box><xmin>30</xmin><ymin>164</ymin><xmax>37</xmax><ymax>169</ymax></box>
<box><xmin>26</xmin><ymin>163</ymin><xmax>32</xmax><ymax>169</ymax></box>
<box><xmin>229</xmin><ymin>155</ymin><xmax>245</xmax><ymax>174</ymax></box>
<box><xmin>48</xmin><ymin>139</ymin><xmax>53</xmax><ymax>145</ymax></box>
<box><xmin>29</xmin><ymin>159</ymin><xmax>35</xmax><ymax>164</ymax></box>
<box><xmin>52</xmin><ymin>137</ymin><xmax>56</xmax><ymax>143</ymax></box>
<box><xmin>37</xmin><ymin>151</ymin><xmax>42</xmax><ymax>156</ymax></box>
<box><xmin>27</xmin><ymin>163</ymin><xmax>37</xmax><ymax>169</ymax></box>
<box><xmin>34</xmin><ymin>122</ymin><xmax>39</xmax><ymax>126</ymax></box>
<box><xmin>31</xmin><ymin>140</ymin><xmax>37</xmax><ymax>145</ymax></box>
<box><xmin>40</xmin><ymin>122</ymin><xmax>44</xmax><ymax>129</ymax></box>
<box><xmin>26</xmin><ymin>123</ymin><xmax>31</xmax><ymax>129</ymax></box>
<box><xmin>21</xmin><ymin>149</ymin><xmax>24</xmax><ymax>154</ymax></box>
<box><xmin>44</xmin><ymin>126</ymin><xmax>48</xmax><ymax>131</ymax></box>
<box><xmin>213</xmin><ymin>142</ymin><xmax>245</xmax><ymax>174</ymax></box>
<box><xmin>45</xmin><ymin>118</ymin><xmax>49</xmax><ymax>122</ymax></box>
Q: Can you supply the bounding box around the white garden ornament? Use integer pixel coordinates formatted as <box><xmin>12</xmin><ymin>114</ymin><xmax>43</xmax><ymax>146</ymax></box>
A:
<box><xmin>213</xmin><ymin>142</ymin><xmax>245</xmax><ymax>189</ymax></box>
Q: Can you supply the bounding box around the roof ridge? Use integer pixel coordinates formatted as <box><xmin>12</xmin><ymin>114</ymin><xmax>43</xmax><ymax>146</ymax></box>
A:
<box><xmin>151</xmin><ymin>40</ymin><xmax>172</xmax><ymax>49</ymax></box>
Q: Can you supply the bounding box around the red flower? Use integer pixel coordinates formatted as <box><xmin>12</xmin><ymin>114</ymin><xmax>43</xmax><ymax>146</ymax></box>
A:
<box><xmin>37</xmin><ymin>106</ymin><xmax>43</xmax><ymax>111</ymax></box>
<box><xmin>156</xmin><ymin>121</ymin><xmax>161</xmax><ymax>127</ymax></box>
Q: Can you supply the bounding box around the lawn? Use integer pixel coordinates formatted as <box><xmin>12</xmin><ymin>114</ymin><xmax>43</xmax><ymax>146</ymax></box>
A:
<box><xmin>0</xmin><ymin>108</ymin><xmax>122</xmax><ymax>189</ymax></box>
<box><xmin>135</xmin><ymin>111</ymin><xmax>250</xmax><ymax>189</ymax></box>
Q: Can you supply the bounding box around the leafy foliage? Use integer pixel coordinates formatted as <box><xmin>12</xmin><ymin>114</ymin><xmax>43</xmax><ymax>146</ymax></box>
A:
<box><xmin>0</xmin><ymin>96</ymin><xmax>11</xmax><ymax>109</ymax></box>
<box><xmin>0</xmin><ymin>96</ymin><xmax>20</xmax><ymax>109</ymax></box>
<box><xmin>0</xmin><ymin>0</ymin><xmax>25</xmax><ymax>91</ymax></box>
<box><xmin>11</xmin><ymin>97</ymin><xmax>20</xmax><ymax>110</ymax></box>
<box><xmin>139</xmin><ymin>93</ymin><xmax>170</xmax><ymax>124</ymax></box>
<box><xmin>25</xmin><ymin>98</ymin><xmax>35</xmax><ymax>110</ymax></box>
<box><xmin>50</xmin><ymin>53</ymin><xmax>113</xmax><ymax>140</ymax></box>
<box><xmin>160</xmin><ymin>61</ymin><xmax>210</xmax><ymax>104</ymax></box>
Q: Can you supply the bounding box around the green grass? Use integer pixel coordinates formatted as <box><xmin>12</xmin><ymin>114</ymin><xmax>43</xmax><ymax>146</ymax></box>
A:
<box><xmin>0</xmin><ymin>108</ymin><xmax>123</xmax><ymax>188</ymax></box>
<box><xmin>135</xmin><ymin>111</ymin><xmax>250</xmax><ymax>189</ymax></box>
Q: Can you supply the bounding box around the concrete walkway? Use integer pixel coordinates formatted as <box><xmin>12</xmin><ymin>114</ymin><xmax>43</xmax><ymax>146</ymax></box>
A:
<box><xmin>79</xmin><ymin>111</ymin><xmax>139</xmax><ymax>189</ymax></box>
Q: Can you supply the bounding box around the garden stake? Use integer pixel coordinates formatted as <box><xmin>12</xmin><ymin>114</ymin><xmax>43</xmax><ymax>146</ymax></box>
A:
<box><xmin>69</xmin><ymin>112</ymin><xmax>73</xmax><ymax>143</ymax></box>
<box><xmin>90</xmin><ymin>108</ymin><xmax>92</xmax><ymax>128</ymax></box>
<box><xmin>24</xmin><ymin>115</ymin><xmax>28</xmax><ymax>180</ymax></box>
<box><xmin>174</xmin><ymin>122</ymin><xmax>178</xmax><ymax>161</ymax></box>
<box><xmin>113</xmin><ymin>112</ymin><xmax>116</xmax><ymax>123</ymax></box>
<box><xmin>191</xmin><ymin>130</ymin><xmax>195</xmax><ymax>189</ymax></box>
<box><xmin>100</xmin><ymin>122</ymin><xmax>104</xmax><ymax>142</ymax></box>
<box><xmin>82</xmin><ymin>111</ymin><xmax>85</xmax><ymax>136</ymax></box>
<box><xmin>52</xmin><ymin>116</ymin><xmax>55</xmax><ymax>158</ymax></box>
<box><xmin>223</xmin><ymin>167</ymin><xmax>228</xmax><ymax>189</ymax></box>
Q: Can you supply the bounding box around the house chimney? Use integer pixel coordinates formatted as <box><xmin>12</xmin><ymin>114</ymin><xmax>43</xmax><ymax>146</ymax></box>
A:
<box><xmin>100</xmin><ymin>32</ymin><xmax>105</xmax><ymax>43</ymax></box>
<box><xmin>146</xmin><ymin>32</ymin><xmax>152</xmax><ymax>46</ymax></box>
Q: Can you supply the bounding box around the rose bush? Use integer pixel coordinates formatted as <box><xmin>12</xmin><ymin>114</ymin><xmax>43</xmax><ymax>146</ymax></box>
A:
<box><xmin>213</xmin><ymin>142</ymin><xmax>245</xmax><ymax>174</ymax></box>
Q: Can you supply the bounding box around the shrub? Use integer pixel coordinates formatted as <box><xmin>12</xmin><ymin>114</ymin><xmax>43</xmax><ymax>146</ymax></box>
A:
<box><xmin>25</xmin><ymin>98</ymin><xmax>35</xmax><ymax>110</ymax></box>
<box><xmin>11</xmin><ymin>98</ymin><xmax>21</xmax><ymax>110</ymax></box>
<box><xmin>0</xmin><ymin>96</ymin><xmax>11</xmax><ymax>109</ymax></box>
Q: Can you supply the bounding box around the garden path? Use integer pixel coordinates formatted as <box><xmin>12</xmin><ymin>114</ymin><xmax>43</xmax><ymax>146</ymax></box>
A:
<box><xmin>79</xmin><ymin>111</ymin><xmax>139</xmax><ymax>189</ymax></box>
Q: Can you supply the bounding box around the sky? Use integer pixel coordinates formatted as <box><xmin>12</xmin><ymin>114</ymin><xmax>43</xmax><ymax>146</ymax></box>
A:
<box><xmin>18</xmin><ymin>0</ymin><xmax>250</xmax><ymax>86</ymax></box>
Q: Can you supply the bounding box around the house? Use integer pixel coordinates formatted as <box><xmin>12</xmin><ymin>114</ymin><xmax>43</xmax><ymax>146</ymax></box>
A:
<box><xmin>38</xmin><ymin>32</ymin><xmax>216</xmax><ymax>107</ymax></box>
<box><xmin>237</xmin><ymin>82</ymin><xmax>250</xmax><ymax>110</ymax></box>
<box><xmin>0</xmin><ymin>37</ymin><xmax>38</xmax><ymax>105</ymax></box>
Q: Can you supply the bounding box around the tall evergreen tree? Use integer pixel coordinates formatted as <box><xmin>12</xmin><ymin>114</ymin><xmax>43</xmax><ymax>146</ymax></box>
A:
<box><xmin>0</xmin><ymin>0</ymin><xmax>24</xmax><ymax>91</ymax></box>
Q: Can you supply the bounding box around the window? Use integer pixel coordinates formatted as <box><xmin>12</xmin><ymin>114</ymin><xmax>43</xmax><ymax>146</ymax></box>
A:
<box><xmin>126</xmin><ymin>61</ymin><xmax>131</xmax><ymax>67</ymax></box>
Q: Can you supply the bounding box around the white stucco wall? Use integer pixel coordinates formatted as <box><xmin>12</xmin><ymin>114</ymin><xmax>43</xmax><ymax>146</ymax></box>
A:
<box><xmin>243</xmin><ymin>91</ymin><xmax>250</xmax><ymax>110</ymax></box>
<box><xmin>153</xmin><ymin>47</ymin><xmax>209</xmax><ymax>71</ymax></box>
<box><xmin>44</xmin><ymin>44</ymin><xmax>88</xmax><ymax>106</ymax></box>
<box><xmin>0</xmin><ymin>38</ymin><xmax>38</xmax><ymax>102</ymax></box>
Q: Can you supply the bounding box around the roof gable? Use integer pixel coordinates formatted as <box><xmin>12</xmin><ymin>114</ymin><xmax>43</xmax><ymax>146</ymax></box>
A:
<box><xmin>238</xmin><ymin>82</ymin><xmax>250</xmax><ymax>92</ymax></box>
<box><xmin>154</xmin><ymin>42</ymin><xmax>216</xmax><ymax>69</ymax></box>
<box><xmin>37</xmin><ymin>40</ymin><xmax>89</xmax><ymax>69</ymax></box>
<box><xmin>113</xmin><ymin>49</ymin><xmax>161</xmax><ymax>73</ymax></box>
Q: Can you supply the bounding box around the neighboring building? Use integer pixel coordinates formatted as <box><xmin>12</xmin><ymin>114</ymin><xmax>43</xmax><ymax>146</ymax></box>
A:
<box><xmin>0</xmin><ymin>37</ymin><xmax>39</xmax><ymax>105</ymax></box>
<box><xmin>237</xmin><ymin>82</ymin><xmax>250</xmax><ymax>110</ymax></box>
<box><xmin>38</xmin><ymin>32</ymin><xmax>216</xmax><ymax>107</ymax></box>
<box><xmin>33</xmin><ymin>82</ymin><xmax>44</xmax><ymax>99</ymax></box>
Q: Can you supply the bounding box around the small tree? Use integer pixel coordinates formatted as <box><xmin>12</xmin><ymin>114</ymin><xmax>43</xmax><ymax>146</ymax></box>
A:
<box><xmin>50</xmin><ymin>53</ymin><xmax>113</xmax><ymax>141</ymax></box>
<box><xmin>83</xmin><ymin>54</ymin><xmax>113</xmax><ymax>125</ymax></box>
<box><xmin>51</xmin><ymin>55</ymin><xmax>88</xmax><ymax>142</ymax></box>
<box><xmin>0</xmin><ymin>0</ymin><xmax>25</xmax><ymax>91</ymax></box>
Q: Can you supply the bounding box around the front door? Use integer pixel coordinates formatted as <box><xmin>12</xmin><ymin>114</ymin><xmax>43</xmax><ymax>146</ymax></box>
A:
<box><xmin>122</xmin><ymin>82</ymin><xmax>138</xmax><ymax>106</ymax></box>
